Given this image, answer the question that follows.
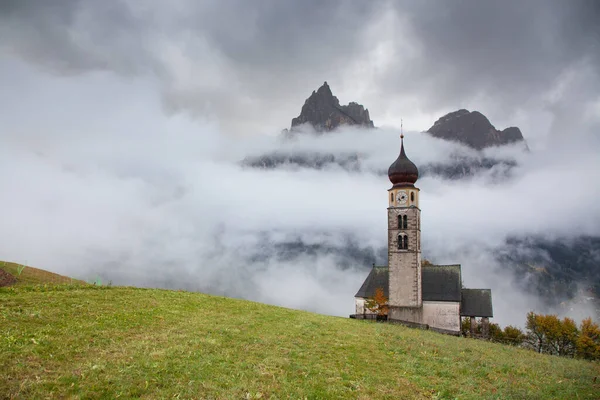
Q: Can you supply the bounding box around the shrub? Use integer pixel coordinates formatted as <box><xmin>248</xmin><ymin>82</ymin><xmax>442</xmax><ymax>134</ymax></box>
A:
<box><xmin>502</xmin><ymin>325</ymin><xmax>526</xmax><ymax>346</ymax></box>
<box><xmin>365</xmin><ymin>287</ymin><xmax>389</xmax><ymax>317</ymax></box>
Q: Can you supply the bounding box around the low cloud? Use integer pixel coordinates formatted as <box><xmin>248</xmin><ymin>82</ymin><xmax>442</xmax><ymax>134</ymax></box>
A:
<box><xmin>2</xmin><ymin>1</ymin><xmax>599</xmax><ymax>327</ymax></box>
<box><xmin>1</xmin><ymin>62</ymin><xmax>599</xmax><ymax>327</ymax></box>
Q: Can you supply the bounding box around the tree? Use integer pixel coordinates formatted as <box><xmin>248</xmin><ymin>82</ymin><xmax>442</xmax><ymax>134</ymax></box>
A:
<box><xmin>365</xmin><ymin>287</ymin><xmax>388</xmax><ymax>318</ymax></box>
<box><xmin>525</xmin><ymin>312</ymin><xmax>579</xmax><ymax>356</ymax></box>
<box><xmin>489</xmin><ymin>323</ymin><xmax>504</xmax><ymax>342</ymax></box>
<box><xmin>486</xmin><ymin>323</ymin><xmax>525</xmax><ymax>346</ymax></box>
<box><xmin>467</xmin><ymin>312</ymin><xmax>597</xmax><ymax>360</ymax></box>
<box><xmin>540</xmin><ymin>314</ymin><xmax>564</xmax><ymax>355</ymax></box>
<box><xmin>577</xmin><ymin>318</ymin><xmax>600</xmax><ymax>361</ymax></box>
<box><xmin>502</xmin><ymin>325</ymin><xmax>526</xmax><ymax>346</ymax></box>
<box><xmin>525</xmin><ymin>312</ymin><xmax>547</xmax><ymax>353</ymax></box>
<box><xmin>549</xmin><ymin>317</ymin><xmax>578</xmax><ymax>357</ymax></box>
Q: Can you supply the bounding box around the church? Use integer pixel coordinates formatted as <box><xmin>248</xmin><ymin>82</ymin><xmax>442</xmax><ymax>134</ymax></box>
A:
<box><xmin>353</xmin><ymin>134</ymin><xmax>493</xmax><ymax>335</ymax></box>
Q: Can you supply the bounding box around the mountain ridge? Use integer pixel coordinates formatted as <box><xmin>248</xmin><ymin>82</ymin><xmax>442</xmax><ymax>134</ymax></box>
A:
<box><xmin>288</xmin><ymin>83</ymin><xmax>527</xmax><ymax>150</ymax></box>
<box><xmin>426</xmin><ymin>109</ymin><xmax>527</xmax><ymax>150</ymax></box>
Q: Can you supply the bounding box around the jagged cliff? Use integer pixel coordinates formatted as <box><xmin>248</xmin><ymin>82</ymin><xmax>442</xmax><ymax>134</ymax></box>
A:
<box><xmin>289</xmin><ymin>84</ymin><xmax>526</xmax><ymax>151</ymax></box>
<box><xmin>290</xmin><ymin>82</ymin><xmax>374</xmax><ymax>132</ymax></box>
<box><xmin>427</xmin><ymin>109</ymin><xmax>526</xmax><ymax>150</ymax></box>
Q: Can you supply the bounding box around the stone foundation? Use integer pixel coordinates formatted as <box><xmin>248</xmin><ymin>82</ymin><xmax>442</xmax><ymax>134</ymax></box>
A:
<box><xmin>388</xmin><ymin>306</ymin><xmax>423</xmax><ymax>324</ymax></box>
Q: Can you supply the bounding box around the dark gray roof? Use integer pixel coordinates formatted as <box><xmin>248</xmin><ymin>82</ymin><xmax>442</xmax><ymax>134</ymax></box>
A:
<box><xmin>460</xmin><ymin>289</ymin><xmax>493</xmax><ymax>317</ymax></box>
<box><xmin>422</xmin><ymin>264</ymin><xmax>462</xmax><ymax>302</ymax></box>
<box><xmin>355</xmin><ymin>264</ymin><xmax>493</xmax><ymax>317</ymax></box>
<box><xmin>355</xmin><ymin>266</ymin><xmax>389</xmax><ymax>298</ymax></box>
<box><xmin>356</xmin><ymin>264</ymin><xmax>462</xmax><ymax>302</ymax></box>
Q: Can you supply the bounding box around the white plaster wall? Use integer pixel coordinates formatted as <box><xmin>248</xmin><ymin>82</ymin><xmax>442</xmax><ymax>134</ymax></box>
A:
<box><xmin>355</xmin><ymin>298</ymin><xmax>377</xmax><ymax>315</ymax></box>
<box><xmin>423</xmin><ymin>301</ymin><xmax>460</xmax><ymax>332</ymax></box>
<box><xmin>355</xmin><ymin>298</ymin><xmax>365</xmax><ymax>314</ymax></box>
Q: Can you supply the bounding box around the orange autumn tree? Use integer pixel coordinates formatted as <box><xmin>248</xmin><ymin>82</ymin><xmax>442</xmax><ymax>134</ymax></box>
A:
<box><xmin>577</xmin><ymin>318</ymin><xmax>600</xmax><ymax>360</ymax></box>
<box><xmin>525</xmin><ymin>312</ymin><xmax>579</xmax><ymax>356</ymax></box>
<box><xmin>365</xmin><ymin>287</ymin><xmax>389</xmax><ymax>316</ymax></box>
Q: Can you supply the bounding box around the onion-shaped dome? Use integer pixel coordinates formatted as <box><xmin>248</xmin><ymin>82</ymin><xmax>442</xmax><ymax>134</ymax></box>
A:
<box><xmin>388</xmin><ymin>135</ymin><xmax>419</xmax><ymax>187</ymax></box>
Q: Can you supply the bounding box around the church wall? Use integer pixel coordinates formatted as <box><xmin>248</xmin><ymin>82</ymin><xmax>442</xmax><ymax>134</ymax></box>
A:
<box><xmin>354</xmin><ymin>298</ymin><xmax>378</xmax><ymax>316</ymax></box>
<box><xmin>388</xmin><ymin>306</ymin><xmax>423</xmax><ymax>324</ymax></box>
<box><xmin>422</xmin><ymin>301</ymin><xmax>460</xmax><ymax>333</ymax></box>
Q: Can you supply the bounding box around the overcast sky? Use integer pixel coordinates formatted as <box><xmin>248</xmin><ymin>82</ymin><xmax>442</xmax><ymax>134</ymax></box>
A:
<box><xmin>1</xmin><ymin>0</ymin><xmax>599</xmax><ymax>326</ymax></box>
<box><xmin>2</xmin><ymin>0</ymin><xmax>599</xmax><ymax>141</ymax></box>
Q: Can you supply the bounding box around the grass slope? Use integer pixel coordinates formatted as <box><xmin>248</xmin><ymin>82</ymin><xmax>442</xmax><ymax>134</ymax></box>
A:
<box><xmin>1</xmin><ymin>286</ymin><xmax>599</xmax><ymax>399</ymax></box>
<box><xmin>0</xmin><ymin>261</ymin><xmax>87</xmax><ymax>286</ymax></box>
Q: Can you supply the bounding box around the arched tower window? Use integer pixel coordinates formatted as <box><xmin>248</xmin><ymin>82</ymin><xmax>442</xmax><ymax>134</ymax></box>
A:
<box><xmin>398</xmin><ymin>215</ymin><xmax>402</xmax><ymax>229</ymax></box>
<box><xmin>391</xmin><ymin>193</ymin><xmax>394</xmax><ymax>203</ymax></box>
<box><xmin>411</xmin><ymin>192</ymin><xmax>415</xmax><ymax>202</ymax></box>
<box><xmin>397</xmin><ymin>234</ymin><xmax>409</xmax><ymax>250</ymax></box>
<box><xmin>403</xmin><ymin>215</ymin><xmax>408</xmax><ymax>229</ymax></box>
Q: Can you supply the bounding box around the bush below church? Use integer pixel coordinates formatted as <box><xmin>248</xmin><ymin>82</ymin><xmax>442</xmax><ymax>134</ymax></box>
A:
<box><xmin>463</xmin><ymin>313</ymin><xmax>600</xmax><ymax>361</ymax></box>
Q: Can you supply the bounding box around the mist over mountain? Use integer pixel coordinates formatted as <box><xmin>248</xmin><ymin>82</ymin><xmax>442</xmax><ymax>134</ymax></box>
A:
<box><xmin>1</xmin><ymin>1</ymin><xmax>600</xmax><ymax>327</ymax></box>
<box><xmin>242</xmin><ymin>147</ymin><xmax>518</xmax><ymax>181</ymax></box>
<box><xmin>1</xmin><ymin>68</ymin><xmax>599</xmax><ymax>325</ymax></box>
<box><xmin>238</xmin><ymin>82</ymin><xmax>600</xmax><ymax>319</ymax></box>
<box><xmin>245</xmin><ymin>83</ymin><xmax>523</xmax><ymax>181</ymax></box>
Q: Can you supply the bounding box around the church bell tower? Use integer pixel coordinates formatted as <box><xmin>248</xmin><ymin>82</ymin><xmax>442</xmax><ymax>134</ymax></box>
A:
<box><xmin>387</xmin><ymin>132</ymin><xmax>422</xmax><ymax>323</ymax></box>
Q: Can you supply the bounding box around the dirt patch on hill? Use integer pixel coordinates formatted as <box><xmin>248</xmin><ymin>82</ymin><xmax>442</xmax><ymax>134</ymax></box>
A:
<box><xmin>0</xmin><ymin>269</ymin><xmax>17</xmax><ymax>287</ymax></box>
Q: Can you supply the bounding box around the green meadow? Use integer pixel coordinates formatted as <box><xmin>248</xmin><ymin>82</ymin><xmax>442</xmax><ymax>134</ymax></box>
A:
<box><xmin>0</xmin><ymin>267</ymin><xmax>598</xmax><ymax>399</ymax></box>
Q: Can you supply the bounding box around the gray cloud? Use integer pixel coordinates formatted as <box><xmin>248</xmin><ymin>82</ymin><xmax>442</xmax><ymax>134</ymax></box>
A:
<box><xmin>2</xmin><ymin>0</ymin><xmax>598</xmax><ymax>138</ymax></box>
<box><xmin>0</xmin><ymin>0</ymin><xmax>379</xmax><ymax>133</ymax></box>
<box><xmin>393</xmin><ymin>1</ymin><xmax>600</xmax><ymax>102</ymax></box>
<box><xmin>0</xmin><ymin>0</ymin><xmax>150</xmax><ymax>74</ymax></box>
<box><xmin>363</xmin><ymin>0</ymin><xmax>600</xmax><ymax>143</ymax></box>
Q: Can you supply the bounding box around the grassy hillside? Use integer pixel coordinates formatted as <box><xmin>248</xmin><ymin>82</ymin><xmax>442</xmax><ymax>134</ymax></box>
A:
<box><xmin>0</xmin><ymin>261</ymin><xmax>87</xmax><ymax>286</ymax></box>
<box><xmin>1</xmin><ymin>285</ymin><xmax>598</xmax><ymax>399</ymax></box>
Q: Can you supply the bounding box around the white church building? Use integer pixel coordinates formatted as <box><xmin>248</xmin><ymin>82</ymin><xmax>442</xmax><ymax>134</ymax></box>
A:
<box><xmin>353</xmin><ymin>134</ymin><xmax>493</xmax><ymax>335</ymax></box>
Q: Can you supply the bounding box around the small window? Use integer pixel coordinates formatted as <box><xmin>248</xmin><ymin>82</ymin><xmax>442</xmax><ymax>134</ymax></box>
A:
<box><xmin>403</xmin><ymin>215</ymin><xmax>408</xmax><ymax>229</ymax></box>
<box><xmin>398</xmin><ymin>235</ymin><xmax>409</xmax><ymax>250</ymax></box>
<box><xmin>398</xmin><ymin>215</ymin><xmax>402</xmax><ymax>229</ymax></box>
<box><xmin>411</xmin><ymin>192</ymin><xmax>415</xmax><ymax>202</ymax></box>
<box><xmin>391</xmin><ymin>193</ymin><xmax>394</xmax><ymax>203</ymax></box>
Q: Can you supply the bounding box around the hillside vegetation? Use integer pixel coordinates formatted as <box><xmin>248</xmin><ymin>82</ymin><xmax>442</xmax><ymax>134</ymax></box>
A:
<box><xmin>0</xmin><ymin>261</ymin><xmax>87</xmax><ymax>287</ymax></box>
<box><xmin>1</xmin><ymin>284</ymin><xmax>599</xmax><ymax>399</ymax></box>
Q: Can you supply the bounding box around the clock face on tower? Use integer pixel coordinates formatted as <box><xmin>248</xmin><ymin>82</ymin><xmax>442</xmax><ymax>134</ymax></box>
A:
<box><xmin>396</xmin><ymin>190</ymin><xmax>408</xmax><ymax>205</ymax></box>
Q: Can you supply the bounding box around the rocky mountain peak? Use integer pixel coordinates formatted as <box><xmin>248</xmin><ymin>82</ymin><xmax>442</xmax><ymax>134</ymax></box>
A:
<box><xmin>427</xmin><ymin>109</ymin><xmax>526</xmax><ymax>150</ymax></box>
<box><xmin>315</xmin><ymin>81</ymin><xmax>335</xmax><ymax>100</ymax></box>
<box><xmin>290</xmin><ymin>82</ymin><xmax>374</xmax><ymax>132</ymax></box>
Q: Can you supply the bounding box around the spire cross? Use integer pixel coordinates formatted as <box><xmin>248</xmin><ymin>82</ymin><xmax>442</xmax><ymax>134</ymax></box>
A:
<box><xmin>401</xmin><ymin>118</ymin><xmax>404</xmax><ymax>139</ymax></box>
